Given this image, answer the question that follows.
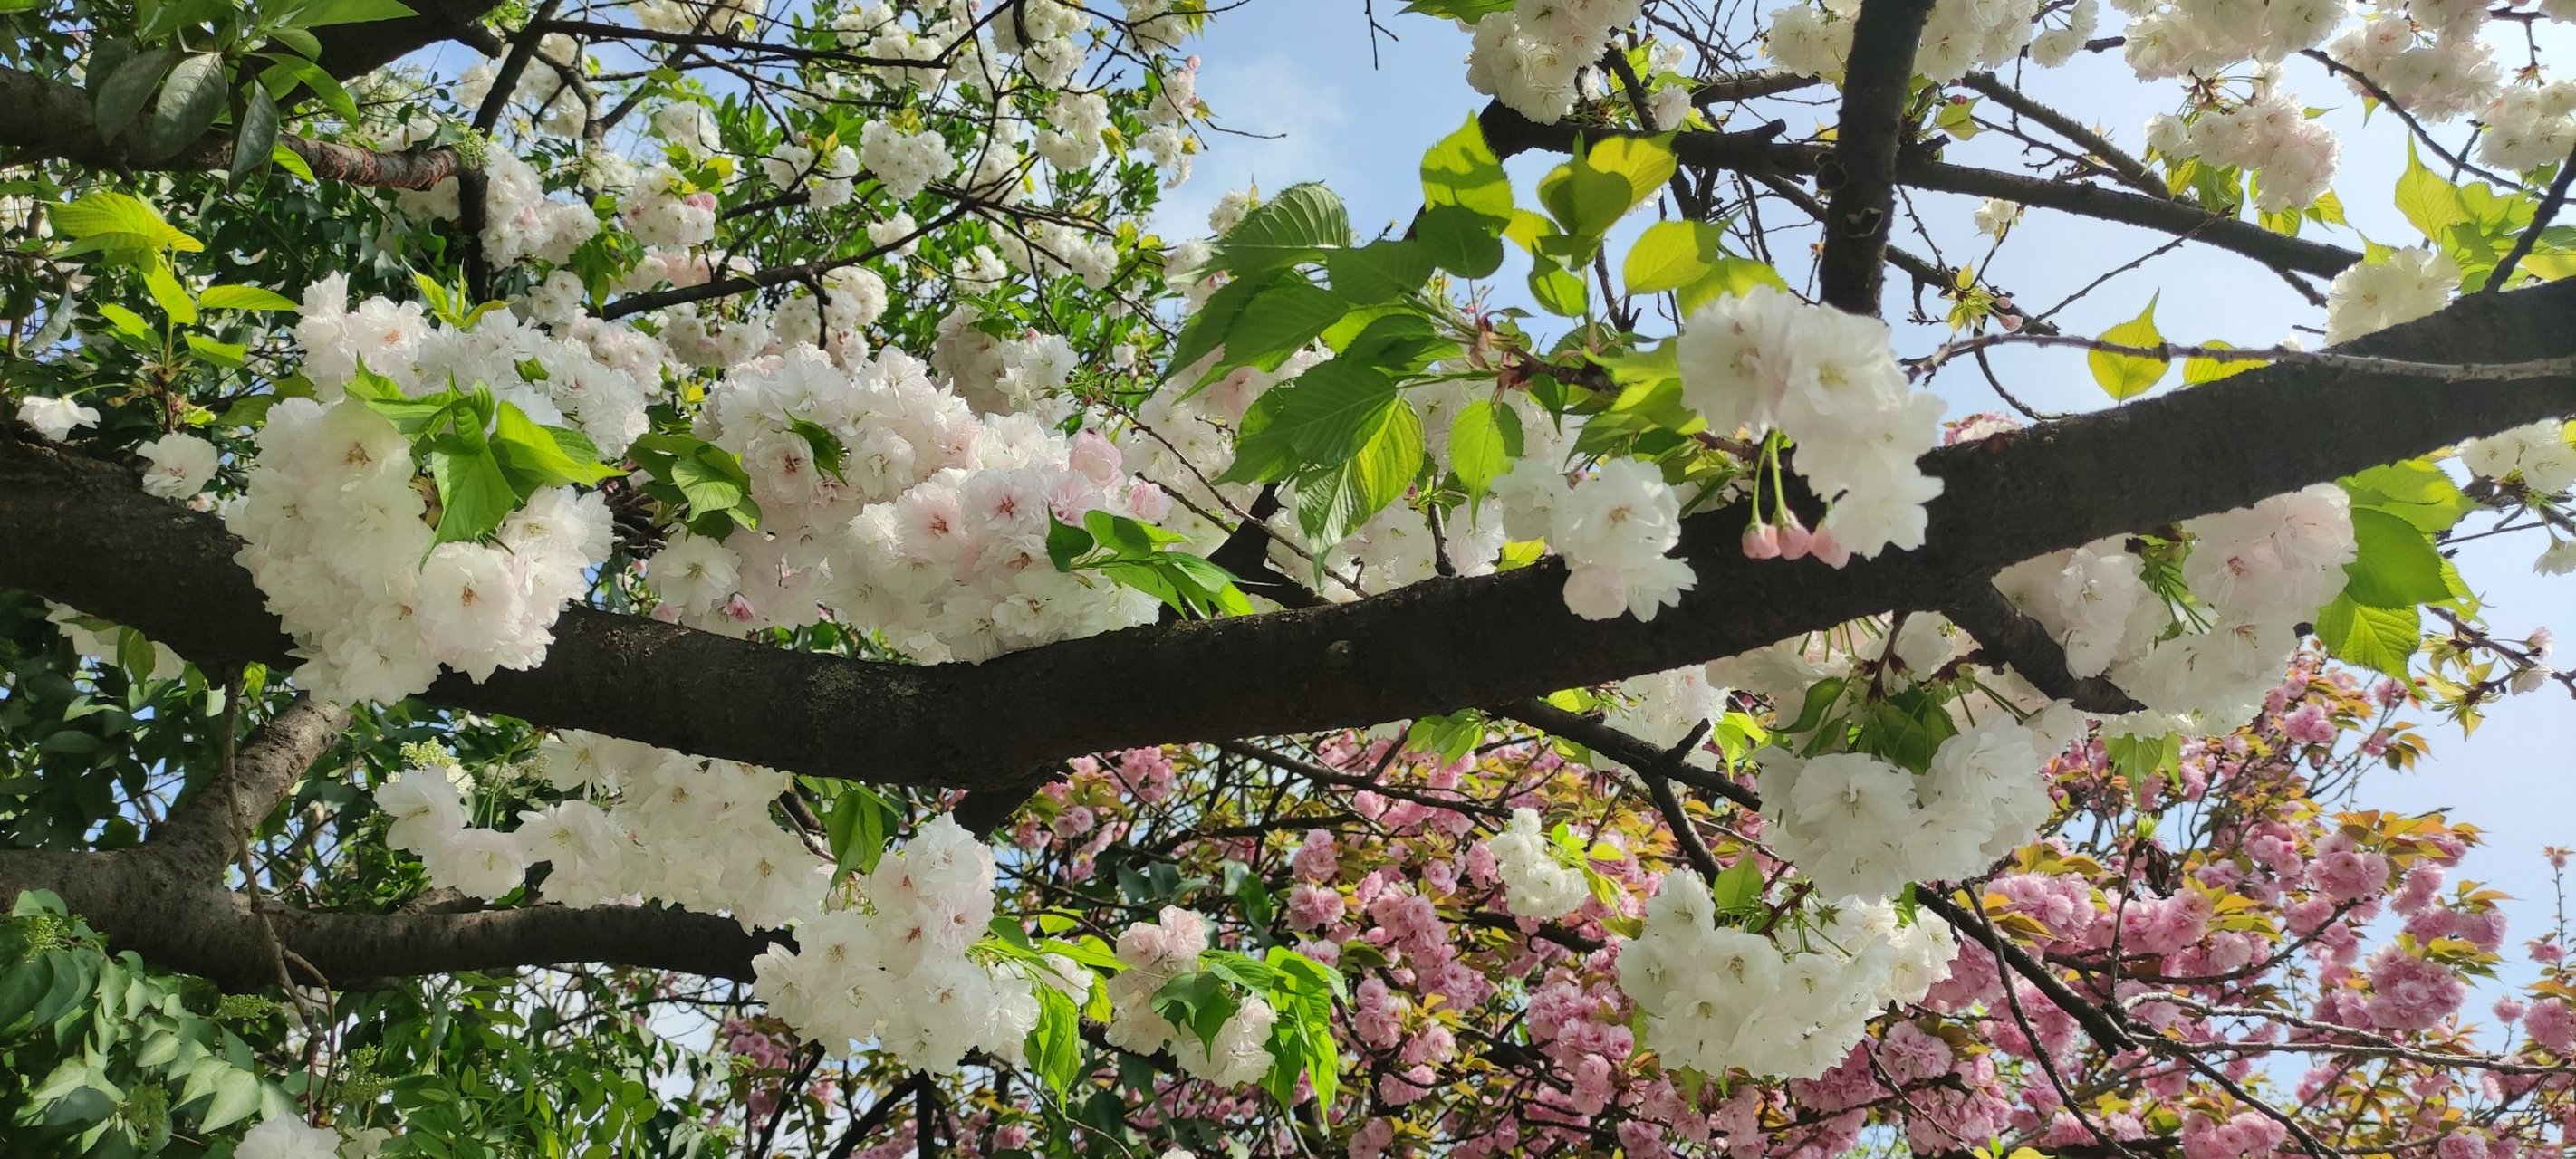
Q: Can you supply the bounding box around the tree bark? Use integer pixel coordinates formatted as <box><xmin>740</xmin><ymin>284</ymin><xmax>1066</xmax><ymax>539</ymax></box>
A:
<box><xmin>5</xmin><ymin>281</ymin><xmax>2571</xmax><ymax>792</ymax></box>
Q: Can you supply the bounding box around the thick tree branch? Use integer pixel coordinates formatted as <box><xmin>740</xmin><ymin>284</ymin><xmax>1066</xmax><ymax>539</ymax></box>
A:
<box><xmin>0</xmin><ymin>847</ymin><xmax>772</xmax><ymax>991</ymax></box>
<box><xmin>312</xmin><ymin>0</ymin><xmax>511</xmax><ymax>79</ymax></box>
<box><xmin>1817</xmin><ymin>0</ymin><xmax>1937</xmax><ymax>314</ymax></box>
<box><xmin>0</xmin><ymin>65</ymin><xmax>461</xmax><ymax>188</ymax></box>
<box><xmin>1938</xmin><ymin>582</ymin><xmax>2146</xmax><ymax>714</ymax></box>
<box><xmin>149</xmin><ymin>694</ymin><xmax>354</xmax><ymax>879</ymax></box>
<box><xmin>5</xmin><ymin>282</ymin><xmax>2572</xmax><ymax>793</ymax></box>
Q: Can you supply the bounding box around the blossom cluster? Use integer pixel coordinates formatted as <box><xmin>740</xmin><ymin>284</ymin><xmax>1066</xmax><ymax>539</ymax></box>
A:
<box><xmin>651</xmin><ymin>342</ymin><xmax>1167</xmax><ymax>659</ymax></box>
<box><xmin>1677</xmin><ymin>284</ymin><xmax>1946</xmax><ymax>564</ymax></box>
<box><xmin>1484</xmin><ymin>808</ymin><xmax>1591</xmax><ymax>919</ymax></box>
<box><xmin>2323</xmin><ymin>247</ymin><xmax>2461</xmax><ymax>344</ymax></box>
<box><xmin>753</xmin><ymin>816</ymin><xmax>1080</xmax><ymax>1073</ymax></box>
<box><xmin>2000</xmin><ymin>484</ymin><xmax>2357</xmax><ymax>734</ymax></box>
<box><xmin>1767</xmin><ymin>0</ymin><xmax>2043</xmax><ymax>83</ymax></box>
<box><xmin>227</xmin><ymin>401</ymin><xmax>614</xmax><ymax>704</ymax></box>
<box><xmin>1463</xmin><ymin>0</ymin><xmax>1646</xmax><ymax>124</ymax></box>
<box><xmin>1103</xmin><ymin>906</ymin><xmax>1282</xmax><ymax>1085</ymax></box>
<box><xmin>294</xmin><ymin>273</ymin><xmax>662</xmax><ymax>456</ymax></box>
<box><xmin>1754</xmin><ymin>715</ymin><xmax>2059</xmax><ymax>900</ymax></box>
<box><xmin>2148</xmin><ymin>87</ymin><xmax>2341</xmax><ymax>212</ymax></box>
<box><xmin>1491</xmin><ymin>456</ymin><xmax>1697</xmax><ymax>621</ymax></box>
<box><xmin>1620</xmin><ymin>869</ymin><xmax>1958</xmax><ymax>1081</ymax></box>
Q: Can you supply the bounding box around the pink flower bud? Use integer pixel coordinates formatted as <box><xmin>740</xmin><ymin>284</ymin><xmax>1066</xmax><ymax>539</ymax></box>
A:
<box><xmin>1742</xmin><ymin>522</ymin><xmax>1782</xmax><ymax>560</ymax></box>
<box><xmin>1777</xmin><ymin>519</ymin><xmax>1813</xmax><ymax>560</ymax></box>
<box><xmin>1809</xmin><ymin>526</ymin><xmax>1852</xmax><ymax>569</ymax></box>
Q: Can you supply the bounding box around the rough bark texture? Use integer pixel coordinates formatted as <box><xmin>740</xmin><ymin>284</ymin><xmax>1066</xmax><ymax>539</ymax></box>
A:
<box><xmin>0</xmin><ymin>0</ymin><xmax>493</xmax><ymax>183</ymax></box>
<box><xmin>147</xmin><ymin>695</ymin><xmax>355</xmax><ymax>879</ymax></box>
<box><xmin>0</xmin><ymin>848</ymin><xmax>770</xmax><ymax>989</ymax></box>
<box><xmin>0</xmin><ymin>67</ymin><xmax>461</xmax><ymax>188</ymax></box>
<box><xmin>6</xmin><ymin>281</ymin><xmax>2572</xmax><ymax>797</ymax></box>
<box><xmin>1815</xmin><ymin>0</ymin><xmax>1938</xmax><ymax>314</ymax></box>
<box><xmin>0</xmin><ymin>686</ymin><xmax>766</xmax><ymax>989</ymax></box>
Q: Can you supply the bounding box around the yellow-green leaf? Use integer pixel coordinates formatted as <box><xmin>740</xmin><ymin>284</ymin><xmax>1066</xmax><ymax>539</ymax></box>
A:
<box><xmin>1623</xmin><ymin>219</ymin><xmax>1725</xmax><ymax>295</ymax></box>
<box><xmin>2088</xmin><ymin>296</ymin><xmax>2167</xmax><ymax>400</ymax></box>
<box><xmin>2182</xmin><ymin>341</ymin><xmax>2265</xmax><ymax>384</ymax></box>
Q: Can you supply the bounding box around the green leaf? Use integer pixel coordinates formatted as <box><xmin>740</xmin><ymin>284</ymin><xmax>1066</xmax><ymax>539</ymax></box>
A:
<box><xmin>2341</xmin><ymin>460</ymin><xmax>2475</xmax><ymax>533</ymax></box>
<box><xmin>1420</xmin><ymin>114</ymin><xmax>1514</xmax><ymax>221</ymax></box>
<box><xmin>1026</xmin><ymin>984</ymin><xmax>1082</xmax><ymax>1095</ymax></box>
<box><xmin>1537</xmin><ymin>149</ymin><xmax>1636</xmax><ymax>247</ymax></box>
<box><xmin>428</xmin><ymin>442</ymin><xmax>516</xmax><ymax>545</ymax></box>
<box><xmin>1294</xmin><ymin>398</ymin><xmax>1422</xmax><ymax>550</ymax></box>
<box><xmin>2088</xmin><ymin>295</ymin><xmax>2167</xmax><ymax>400</ymax></box>
<box><xmin>2340</xmin><ymin>505</ymin><xmax>2450</xmax><ymax>608</ymax></box>
<box><xmin>2318</xmin><ymin>593</ymin><xmax>2420</xmax><ymax>677</ymax></box>
<box><xmin>1781</xmin><ymin>675</ymin><xmax>1846</xmax><ymax>734</ymax></box>
<box><xmin>268</xmin><ymin>26</ymin><xmax>326</xmax><ymax>59</ymax></box>
<box><xmin>823</xmin><ymin>786</ymin><xmax>896</xmax><ymax>882</ymax></box>
<box><xmin>148</xmin><ymin>53</ymin><xmax>229</xmax><ymax>160</ymax></box>
<box><xmin>1854</xmin><ymin>688</ymin><xmax>1959</xmax><ymax>774</ymax></box>
<box><xmin>1221</xmin><ymin>281</ymin><xmax>1348</xmax><ymax>372</ymax></box>
<box><xmin>1081</xmin><ymin>508</ymin><xmax>1189</xmax><ymax>555</ymax></box>
<box><xmin>2181</xmin><ymin>341</ymin><xmax>2264</xmax><ymax>385</ymax></box>
<box><xmin>1045</xmin><ymin>514</ymin><xmax>1095</xmax><ymax>570</ymax></box>
<box><xmin>1323</xmin><ymin>240</ymin><xmax>1434</xmax><ymax>304</ymax></box>
<box><xmin>1528</xmin><ymin>255</ymin><xmax>1589</xmax><ymax>317</ymax></box>
<box><xmin>658</xmin><ymin>441</ymin><xmax>756</xmax><ymax>525</ymax></box>
<box><xmin>48</xmin><ymin>191</ymin><xmax>201</xmax><ymax>262</ymax></box>
<box><xmin>490</xmin><ymin>403</ymin><xmax>619</xmax><ymax>490</ymax></box>
<box><xmin>257</xmin><ymin>56</ymin><xmax>360</xmax><ymax>125</ymax></box>
<box><xmin>1220</xmin><ymin>183</ymin><xmax>1351</xmax><ymax>275</ymax></box>
<box><xmin>1678</xmin><ymin>257</ymin><xmax>1791</xmax><ymax>312</ymax></box>
<box><xmin>92</xmin><ymin>48</ymin><xmax>178</xmax><ymax>145</ymax></box>
<box><xmin>1415</xmin><ymin>204</ymin><xmax>1504</xmax><ymax>279</ymax></box>
<box><xmin>293</xmin><ymin>0</ymin><xmax>419</xmax><ymax>25</ymax></box>
<box><xmin>1448</xmin><ymin>397</ymin><xmax>1522</xmax><ymax>496</ymax></box>
<box><xmin>269</xmin><ymin>141</ymin><xmax>315</xmax><ymax>181</ymax></box>
<box><xmin>230</xmin><ymin>84</ymin><xmax>280</xmax><ymax>183</ymax></box>
<box><xmin>1163</xmin><ymin>270</ymin><xmax>1269</xmax><ymax>383</ymax></box>
<box><xmin>1622</xmin><ymin>219</ymin><xmax>1725</xmax><ymax>295</ymax></box>
<box><xmin>141</xmin><ymin>257</ymin><xmax>196</xmax><ymax>325</ymax></box>
<box><xmin>1254</xmin><ymin>362</ymin><xmax>1400</xmax><ymax>467</ymax></box>
<box><xmin>183</xmin><ymin>334</ymin><xmax>247</xmax><ymax>368</ymax></box>
<box><xmin>1583</xmin><ymin>135</ymin><xmax>1678</xmax><ymax>211</ymax></box>
<box><xmin>1149</xmin><ymin>972</ymin><xmax>1238</xmax><ymax>1054</ymax></box>
<box><xmin>197</xmin><ymin>1068</ymin><xmax>262</xmax><ymax>1133</ymax></box>
<box><xmin>197</xmin><ymin>284</ymin><xmax>299</xmax><ymax>311</ymax></box>
<box><xmin>1708</xmin><ymin>856</ymin><xmax>1764</xmax><ymax>913</ymax></box>
<box><xmin>94</xmin><ymin>303</ymin><xmax>149</xmax><ymax>339</ymax></box>
<box><xmin>2395</xmin><ymin>140</ymin><xmax>2468</xmax><ymax>245</ymax></box>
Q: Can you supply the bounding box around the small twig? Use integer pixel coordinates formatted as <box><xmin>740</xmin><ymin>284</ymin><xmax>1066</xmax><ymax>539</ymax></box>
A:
<box><xmin>2487</xmin><ymin>139</ymin><xmax>2576</xmax><ymax>292</ymax></box>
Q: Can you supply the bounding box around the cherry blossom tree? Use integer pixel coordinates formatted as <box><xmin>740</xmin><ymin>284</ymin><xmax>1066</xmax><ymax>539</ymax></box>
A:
<box><xmin>2</xmin><ymin>0</ymin><xmax>2575</xmax><ymax>1154</ymax></box>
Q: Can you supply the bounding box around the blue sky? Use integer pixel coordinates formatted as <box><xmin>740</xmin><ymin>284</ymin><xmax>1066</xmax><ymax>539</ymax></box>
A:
<box><xmin>1171</xmin><ymin>4</ymin><xmax>2576</xmax><ymax>971</ymax></box>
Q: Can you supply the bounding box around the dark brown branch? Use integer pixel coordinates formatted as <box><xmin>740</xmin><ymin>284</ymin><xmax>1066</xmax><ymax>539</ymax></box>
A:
<box><xmin>1817</xmin><ymin>0</ymin><xmax>1938</xmax><ymax>314</ymax></box>
<box><xmin>0</xmin><ymin>847</ymin><xmax>773</xmax><ymax>991</ymax></box>
<box><xmin>148</xmin><ymin>694</ymin><xmax>354</xmax><ymax>879</ymax></box>
<box><xmin>1938</xmin><ymin>581</ymin><xmax>2145</xmax><ymax>714</ymax></box>
<box><xmin>5</xmin><ymin>281</ymin><xmax>2573</xmax><ymax>793</ymax></box>
<box><xmin>1919</xmin><ymin>889</ymin><xmax>2137</xmax><ymax>1054</ymax></box>
<box><xmin>1497</xmin><ymin>701</ymin><xmax>1759</xmax><ymax>811</ymax></box>
<box><xmin>1477</xmin><ymin>103</ymin><xmax>2360</xmax><ymax>278</ymax></box>
<box><xmin>1692</xmin><ymin>70</ymin><xmax>1825</xmax><ymax>107</ymax></box>
<box><xmin>2488</xmin><ymin>139</ymin><xmax>2576</xmax><ymax>292</ymax></box>
<box><xmin>599</xmin><ymin>199</ymin><xmax>977</xmax><ymax>319</ymax></box>
<box><xmin>1958</xmin><ymin>72</ymin><xmax>2167</xmax><ymax>200</ymax></box>
<box><xmin>0</xmin><ymin>66</ymin><xmax>461</xmax><ymax>188</ymax></box>
<box><xmin>312</xmin><ymin>0</ymin><xmax>512</xmax><ymax>80</ymax></box>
